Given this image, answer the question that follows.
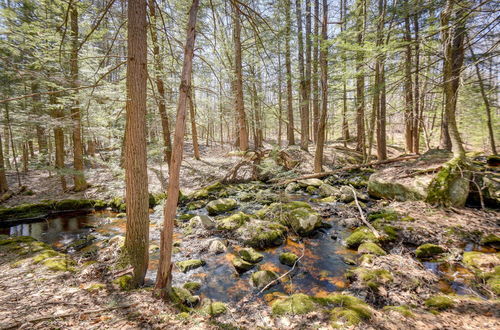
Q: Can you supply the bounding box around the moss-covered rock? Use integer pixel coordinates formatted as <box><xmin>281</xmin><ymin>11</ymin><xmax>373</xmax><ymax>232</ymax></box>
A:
<box><xmin>176</xmin><ymin>259</ymin><xmax>206</xmax><ymax>273</ymax></box>
<box><xmin>189</xmin><ymin>182</ymin><xmax>224</xmax><ymax>200</ymax></box>
<box><xmin>350</xmin><ymin>268</ymin><xmax>393</xmax><ymax>289</ymax></box>
<box><xmin>54</xmin><ymin>199</ymin><xmax>95</xmax><ymax>211</ymax></box>
<box><xmin>424</xmin><ymin>295</ymin><xmax>454</xmax><ymax>310</ymax></box>
<box><xmin>297</xmin><ymin>178</ymin><xmax>324</xmax><ymax>187</ymax></box>
<box><xmin>191</xmin><ymin>215</ymin><xmax>216</xmax><ymax>230</ymax></box>
<box><xmin>169</xmin><ymin>287</ymin><xmax>200</xmax><ymax>307</ymax></box>
<box><xmin>271</xmin><ymin>294</ymin><xmax>315</xmax><ymax>315</ymax></box>
<box><xmin>426</xmin><ymin>157</ymin><xmax>471</xmax><ymax>207</ymax></box>
<box><xmin>216</xmin><ymin>212</ymin><xmax>249</xmax><ymax>231</ymax></box>
<box><xmin>203</xmin><ymin>301</ymin><xmax>227</xmax><ymax>316</ymax></box>
<box><xmin>232</xmin><ymin>256</ymin><xmax>255</xmax><ymax>273</ymax></box>
<box><xmin>237</xmin><ymin>220</ymin><xmax>287</xmax><ymax>249</ymax></box>
<box><xmin>367</xmin><ymin>209</ymin><xmax>400</xmax><ymax>222</ymax></box>
<box><xmin>239</xmin><ymin>248</ymin><xmax>263</xmax><ymax>263</ymax></box>
<box><xmin>250</xmin><ymin>270</ymin><xmax>278</xmax><ymax>289</ymax></box>
<box><xmin>279</xmin><ymin>252</ymin><xmax>299</xmax><ymax>266</ymax></box>
<box><xmin>345</xmin><ymin>227</ymin><xmax>377</xmax><ymax>248</ymax></box>
<box><xmin>208</xmin><ymin>239</ymin><xmax>227</xmax><ymax>254</ymax></box>
<box><xmin>109</xmin><ymin>197</ymin><xmax>126</xmax><ymax>212</ymax></box>
<box><xmin>285</xmin><ymin>207</ymin><xmax>323</xmax><ymax>236</ymax></box>
<box><xmin>415</xmin><ymin>244</ymin><xmax>446</xmax><ymax>259</ymax></box>
<box><xmin>482</xmin><ymin>266</ymin><xmax>500</xmax><ymax>295</ymax></box>
<box><xmin>316</xmin><ymin>294</ymin><xmax>372</xmax><ymax>327</ymax></box>
<box><xmin>183</xmin><ymin>281</ymin><xmax>201</xmax><ymax>293</ymax></box>
<box><xmin>86</xmin><ymin>283</ymin><xmax>106</xmax><ymax>292</ymax></box>
<box><xmin>113</xmin><ymin>275</ymin><xmax>133</xmax><ymax>290</ymax></box>
<box><xmin>206</xmin><ymin>198</ymin><xmax>238</xmax><ymax>215</ymax></box>
<box><xmin>358</xmin><ymin>242</ymin><xmax>386</xmax><ymax>256</ymax></box>
<box><xmin>480</xmin><ymin>234</ymin><xmax>500</xmax><ymax>248</ymax></box>
<box><xmin>0</xmin><ymin>202</ymin><xmax>54</xmax><ymax>221</ymax></box>
<box><xmin>186</xmin><ymin>200</ymin><xmax>206</xmax><ymax>211</ymax></box>
<box><xmin>255</xmin><ymin>201</ymin><xmax>311</xmax><ymax>220</ymax></box>
<box><xmin>316</xmin><ymin>196</ymin><xmax>337</xmax><ymax>203</ymax></box>
<box><xmin>318</xmin><ymin>183</ymin><xmax>340</xmax><ymax>198</ymax></box>
<box><xmin>462</xmin><ymin>251</ymin><xmax>500</xmax><ymax>273</ymax></box>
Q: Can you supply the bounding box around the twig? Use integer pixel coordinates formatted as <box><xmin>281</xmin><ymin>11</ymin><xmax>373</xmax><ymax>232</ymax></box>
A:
<box><xmin>257</xmin><ymin>242</ymin><xmax>306</xmax><ymax>295</ymax></box>
<box><xmin>275</xmin><ymin>155</ymin><xmax>419</xmax><ymax>185</ymax></box>
<box><xmin>348</xmin><ymin>185</ymin><xmax>380</xmax><ymax>238</ymax></box>
<box><xmin>3</xmin><ymin>303</ymin><xmax>136</xmax><ymax>329</ymax></box>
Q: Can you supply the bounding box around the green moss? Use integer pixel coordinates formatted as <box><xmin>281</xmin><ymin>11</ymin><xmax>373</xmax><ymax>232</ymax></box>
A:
<box><xmin>250</xmin><ymin>270</ymin><xmax>278</xmax><ymax>289</ymax></box>
<box><xmin>255</xmin><ymin>201</ymin><xmax>311</xmax><ymax>220</ymax></box>
<box><xmin>367</xmin><ymin>209</ymin><xmax>399</xmax><ymax>222</ymax></box>
<box><xmin>169</xmin><ymin>287</ymin><xmax>200</xmax><ymax>307</ymax></box>
<box><xmin>186</xmin><ymin>200</ymin><xmax>206</xmax><ymax>211</ymax></box>
<box><xmin>279</xmin><ymin>252</ymin><xmax>299</xmax><ymax>266</ymax></box>
<box><xmin>43</xmin><ymin>257</ymin><xmax>75</xmax><ymax>272</ymax></box>
<box><xmin>110</xmin><ymin>196</ymin><xmax>126</xmax><ymax>212</ymax></box>
<box><xmin>480</xmin><ymin>234</ymin><xmax>500</xmax><ymax>247</ymax></box>
<box><xmin>316</xmin><ymin>196</ymin><xmax>337</xmax><ymax>203</ymax></box>
<box><xmin>176</xmin><ymin>259</ymin><xmax>205</xmax><ymax>272</ymax></box>
<box><xmin>317</xmin><ymin>294</ymin><xmax>372</xmax><ymax>327</ymax></box>
<box><xmin>149</xmin><ymin>192</ymin><xmax>167</xmax><ymax>208</ymax></box>
<box><xmin>424</xmin><ymin>295</ymin><xmax>454</xmax><ymax>310</ymax></box>
<box><xmin>271</xmin><ymin>294</ymin><xmax>315</xmax><ymax>315</ymax></box>
<box><xmin>400</xmin><ymin>216</ymin><xmax>415</xmax><ymax>222</ymax></box>
<box><xmin>484</xmin><ymin>269</ymin><xmax>500</xmax><ymax>295</ymax></box>
<box><xmin>217</xmin><ymin>212</ymin><xmax>249</xmax><ymax>231</ymax></box>
<box><xmin>86</xmin><ymin>283</ymin><xmax>106</xmax><ymax>292</ymax></box>
<box><xmin>113</xmin><ymin>275</ymin><xmax>133</xmax><ymax>290</ymax></box>
<box><xmin>33</xmin><ymin>250</ymin><xmax>63</xmax><ymax>263</ymax></box>
<box><xmin>189</xmin><ymin>182</ymin><xmax>224</xmax><ymax>200</ymax></box>
<box><xmin>239</xmin><ymin>248</ymin><xmax>263</xmax><ymax>263</ymax></box>
<box><xmin>244</xmin><ymin>223</ymin><xmax>287</xmax><ymax>249</ymax></box>
<box><xmin>358</xmin><ymin>242</ymin><xmax>386</xmax><ymax>256</ymax></box>
<box><xmin>54</xmin><ymin>199</ymin><xmax>95</xmax><ymax>211</ymax></box>
<box><xmin>415</xmin><ymin>244</ymin><xmax>445</xmax><ymax>259</ymax></box>
<box><xmin>425</xmin><ymin>157</ymin><xmax>470</xmax><ymax>207</ymax></box>
<box><xmin>383</xmin><ymin>305</ymin><xmax>414</xmax><ymax>318</ymax></box>
<box><xmin>381</xmin><ymin>225</ymin><xmax>399</xmax><ymax>241</ymax></box>
<box><xmin>354</xmin><ymin>268</ymin><xmax>393</xmax><ymax>289</ymax></box>
<box><xmin>0</xmin><ymin>236</ymin><xmax>36</xmax><ymax>246</ymax></box>
<box><xmin>0</xmin><ymin>202</ymin><xmax>55</xmax><ymax>220</ymax></box>
<box><xmin>203</xmin><ymin>302</ymin><xmax>227</xmax><ymax>316</ymax></box>
<box><xmin>232</xmin><ymin>256</ymin><xmax>255</xmax><ymax>273</ymax></box>
<box><xmin>206</xmin><ymin>198</ymin><xmax>238</xmax><ymax>215</ymax></box>
<box><xmin>183</xmin><ymin>281</ymin><xmax>201</xmax><ymax>292</ymax></box>
<box><xmin>345</xmin><ymin>227</ymin><xmax>377</xmax><ymax>248</ymax></box>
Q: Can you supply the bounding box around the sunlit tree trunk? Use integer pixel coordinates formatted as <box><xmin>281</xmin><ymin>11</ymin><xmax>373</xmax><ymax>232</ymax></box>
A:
<box><xmin>0</xmin><ymin>132</ymin><xmax>8</xmax><ymax>193</ymax></box>
<box><xmin>188</xmin><ymin>90</ymin><xmax>200</xmax><ymax>160</ymax></box>
<box><xmin>285</xmin><ymin>0</ymin><xmax>295</xmax><ymax>145</ymax></box>
<box><xmin>50</xmin><ymin>91</ymin><xmax>67</xmax><ymax>191</ymax></box>
<box><xmin>149</xmin><ymin>0</ymin><xmax>173</xmax><ymax>165</ymax></box>
<box><xmin>314</xmin><ymin>0</ymin><xmax>328</xmax><ymax>173</ymax></box>
<box><xmin>312</xmin><ymin>0</ymin><xmax>319</xmax><ymax>143</ymax></box>
<box><xmin>296</xmin><ymin>0</ymin><xmax>309</xmax><ymax>151</ymax></box>
<box><xmin>232</xmin><ymin>0</ymin><xmax>249</xmax><ymax>151</ymax></box>
<box><xmin>341</xmin><ymin>0</ymin><xmax>349</xmax><ymax>146</ymax></box>
<box><xmin>412</xmin><ymin>9</ymin><xmax>421</xmax><ymax>153</ymax></box>
<box><xmin>355</xmin><ymin>0</ymin><xmax>366</xmax><ymax>159</ymax></box>
<box><xmin>124</xmin><ymin>0</ymin><xmax>149</xmax><ymax>288</ymax></box>
<box><xmin>70</xmin><ymin>3</ymin><xmax>88</xmax><ymax>191</ymax></box>
<box><xmin>404</xmin><ymin>8</ymin><xmax>414</xmax><ymax>153</ymax></box>
<box><xmin>156</xmin><ymin>0</ymin><xmax>199</xmax><ymax>297</ymax></box>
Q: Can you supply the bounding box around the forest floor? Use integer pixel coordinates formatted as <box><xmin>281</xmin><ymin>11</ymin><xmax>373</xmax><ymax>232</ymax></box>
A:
<box><xmin>0</xmin><ymin>142</ymin><xmax>499</xmax><ymax>329</ymax></box>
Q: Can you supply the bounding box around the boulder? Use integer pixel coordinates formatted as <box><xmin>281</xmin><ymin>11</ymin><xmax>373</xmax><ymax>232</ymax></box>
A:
<box><xmin>286</xmin><ymin>207</ymin><xmax>323</xmax><ymax>236</ymax></box>
<box><xmin>176</xmin><ymin>259</ymin><xmax>205</xmax><ymax>272</ymax></box>
<box><xmin>415</xmin><ymin>244</ymin><xmax>445</xmax><ymax>259</ymax></box>
<box><xmin>170</xmin><ymin>287</ymin><xmax>200</xmax><ymax>307</ymax></box>
<box><xmin>216</xmin><ymin>212</ymin><xmax>249</xmax><ymax>231</ymax></box>
<box><xmin>318</xmin><ymin>183</ymin><xmax>340</xmax><ymax>197</ymax></box>
<box><xmin>358</xmin><ymin>242</ymin><xmax>386</xmax><ymax>256</ymax></box>
<box><xmin>250</xmin><ymin>270</ymin><xmax>279</xmax><ymax>289</ymax></box>
<box><xmin>192</xmin><ymin>215</ymin><xmax>216</xmax><ymax>230</ymax></box>
<box><xmin>239</xmin><ymin>248</ymin><xmax>264</xmax><ymax>263</ymax></box>
<box><xmin>297</xmin><ymin>178</ymin><xmax>324</xmax><ymax>187</ymax></box>
<box><xmin>208</xmin><ymin>239</ymin><xmax>227</xmax><ymax>254</ymax></box>
<box><xmin>232</xmin><ymin>256</ymin><xmax>255</xmax><ymax>273</ymax></box>
<box><xmin>203</xmin><ymin>301</ymin><xmax>227</xmax><ymax>316</ymax></box>
<box><xmin>236</xmin><ymin>219</ymin><xmax>287</xmax><ymax>248</ymax></box>
<box><xmin>279</xmin><ymin>252</ymin><xmax>299</xmax><ymax>266</ymax></box>
<box><xmin>344</xmin><ymin>227</ymin><xmax>377</xmax><ymax>248</ymax></box>
<box><xmin>206</xmin><ymin>198</ymin><xmax>238</xmax><ymax>215</ymax></box>
<box><xmin>271</xmin><ymin>294</ymin><xmax>315</xmax><ymax>315</ymax></box>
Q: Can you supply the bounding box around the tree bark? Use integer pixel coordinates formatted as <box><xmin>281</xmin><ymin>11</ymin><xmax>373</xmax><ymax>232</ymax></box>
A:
<box><xmin>355</xmin><ymin>0</ymin><xmax>366</xmax><ymax>159</ymax></box>
<box><xmin>305</xmin><ymin>0</ymin><xmax>312</xmax><ymax>141</ymax></box>
<box><xmin>232</xmin><ymin>1</ymin><xmax>249</xmax><ymax>151</ymax></box>
<box><xmin>149</xmin><ymin>0</ymin><xmax>172</xmax><ymax>165</ymax></box>
<box><xmin>49</xmin><ymin>91</ymin><xmax>66</xmax><ymax>191</ymax></box>
<box><xmin>124</xmin><ymin>0</ymin><xmax>149</xmax><ymax>288</ymax></box>
<box><xmin>285</xmin><ymin>0</ymin><xmax>295</xmax><ymax>145</ymax></box>
<box><xmin>412</xmin><ymin>8</ymin><xmax>421</xmax><ymax>153</ymax></box>
<box><xmin>404</xmin><ymin>9</ymin><xmax>414</xmax><ymax>153</ymax></box>
<box><xmin>188</xmin><ymin>90</ymin><xmax>200</xmax><ymax>160</ymax></box>
<box><xmin>296</xmin><ymin>0</ymin><xmax>309</xmax><ymax>151</ymax></box>
<box><xmin>0</xmin><ymin>132</ymin><xmax>8</xmax><ymax>193</ymax></box>
<box><xmin>312</xmin><ymin>0</ymin><xmax>320</xmax><ymax>143</ymax></box>
<box><xmin>441</xmin><ymin>0</ymin><xmax>466</xmax><ymax>158</ymax></box>
<box><xmin>70</xmin><ymin>3</ymin><xmax>88</xmax><ymax>191</ymax></box>
<box><xmin>341</xmin><ymin>0</ymin><xmax>349</xmax><ymax>145</ymax></box>
<box><xmin>156</xmin><ymin>0</ymin><xmax>199</xmax><ymax>297</ymax></box>
<box><xmin>314</xmin><ymin>0</ymin><xmax>328</xmax><ymax>173</ymax></box>
<box><xmin>31</xmin><ymin>82</ymin><xmax>47</xmax><ymax>157</ymax></box>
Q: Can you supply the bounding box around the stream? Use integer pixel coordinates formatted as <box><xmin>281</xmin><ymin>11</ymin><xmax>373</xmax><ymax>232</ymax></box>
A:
<box><xmin>0</xmin><ymin>183</ymin><xmax>491</xmax><ymax>304</ymax></box>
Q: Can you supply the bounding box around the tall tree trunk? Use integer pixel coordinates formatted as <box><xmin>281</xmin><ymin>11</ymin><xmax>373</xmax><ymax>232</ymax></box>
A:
<box><xmin>412</xmin><ymin>9</ymin><xmax>421</xmax><ymax>153</ymax></box>
<box><xmin>22</xmin><ymin>142</ymin><xmax>28</xmax><ymax>173</ymax></box>
<box><xmin>404</xmin><ymin>9</ymin><xmax>414</xmax><ymax>153</ymax></box>
<box><xmin>31</xmin><ymin>82</ymin><xmax>47</xmax><ymax>157</ymax></box>
<box><xmin>296</xmin><ymin>0</ymin><xmax>309</xmax><ymax>151</ymax></box>
<box><xmin>188</xmin><ymin>90</ymin><xmax>201</xmax><ymax>160</ymax></box>
<box><xmin>124</xmin><ymin>0</ymin><xmax>149</xmax><ymax>288</ymax></box>
<box><xmin>149</xmin><ymin>0</ymin><xmax>172</xmax><ymax>165</ymax></box>
<box><xmin>355</xmin><ymin>0</ymin><xmax>366</xmax><ymax>159</ymax></box>
<box><xmin>0</xmin><ymin>132</ymin><xmax>8</xmax><ymax>193</ymax></box>
<box><xmin>277</xmin><ymin>43</ymin><xmax>283</xmax><ymax>147</ymax></box>
<box><xmin>375</xmin><ymin>0</ymin><xmax>387</xmax><ymax>160</ymax></box>
<box><xmin>441</xmin><ymin>0</ymin><xmax>466</xmax><ymax>158</ymax></box>
<box><xmin>156</xmin><ymin>0</ymin><xmax>199</xmax><ymax>297</ymax></box>
<box><xmin>469</xmin><ymin>40</ymin><xmax>496</xmax><ymax>154</ymax></box>
<box><xmin>340</xmin><ymin>0</ymin><xmax>350</xmax><ymax>146</ymax></box>
<box><xmin>232</xmin><ymin>1</ymin><xmax>249</xmax><ymax>151</ymax></box>
<box><xmin>314</xmin><ymin>0</ymin><xmax>328</xmax><ymax>172</ymax></box>
<box><xmin>312</xmin><ymin>0</ymin><xmax>320</xmax><ymax>143</ymax></box>
<box><xmin>51</xmin><ymin>92</ymin><xmax>67</xmax><ymax>191</ymax></box>
<box><xmin>285</xmin><ymin>0</ymin><xmax>295</xmax><ymax>145</ymax></box>
<box><xmin>3</xmin><ymin>121</ymin><xmax>10</xmax><ymax>170</ymax></box>
<box><xmin>305</xmin><ymin>0</ymin><xmax>312</xmax><ymax>141</ymax></box>
<box><xmin>70</xmin><ymin>3</ymin><xmax>88</xmax><ymax>191</ymax></box>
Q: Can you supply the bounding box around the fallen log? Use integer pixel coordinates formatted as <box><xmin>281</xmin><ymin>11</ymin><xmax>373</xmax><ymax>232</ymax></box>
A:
<box><xmin>0</xmin><ymin>186</ymin><xmax>28</xmax><ymax>203</ymax></box>
<box><xmin>275</xmin><ymin>155</ymin><xmax>419</xmax><ymax>185</ymax></box>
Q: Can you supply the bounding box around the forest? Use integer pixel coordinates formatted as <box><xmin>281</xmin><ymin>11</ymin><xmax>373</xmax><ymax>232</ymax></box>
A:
<box><xmin>0</xmin><ymin>0</ymin><xmax>498</xmax><ymax>328</ymax></box>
